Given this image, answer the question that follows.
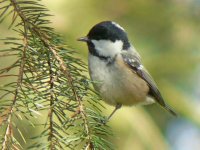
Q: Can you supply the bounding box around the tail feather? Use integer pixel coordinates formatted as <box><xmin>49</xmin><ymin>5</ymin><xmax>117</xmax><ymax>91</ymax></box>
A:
<box><xmin>162</xmin><ymin>104</ymin><xmax>177</xmax><ymax>117</ymax></box>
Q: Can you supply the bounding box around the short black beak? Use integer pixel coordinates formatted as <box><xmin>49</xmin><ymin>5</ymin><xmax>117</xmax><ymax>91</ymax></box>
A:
<box><xmin>77</xmin><ymin>36</ymin><xmax>89</xmax><ymax>42</ymax></box>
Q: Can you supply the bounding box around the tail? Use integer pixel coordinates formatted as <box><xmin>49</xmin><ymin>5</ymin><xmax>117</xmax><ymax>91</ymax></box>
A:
<box><xmin>162</xmin><ymin>104</ymin><xmax>177</xmax><ymax>117</ymax></box>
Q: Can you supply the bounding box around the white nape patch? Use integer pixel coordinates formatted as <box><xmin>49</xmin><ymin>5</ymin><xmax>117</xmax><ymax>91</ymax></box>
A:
<box><xmin>91</xmin><ymin>39</ymin><xmax>123</xmax><ymax>57</ymax></box>
<box><xmin>111</xmin><ymin>22</ymin><xmax>125</xmax><ymax>31</ymax></box>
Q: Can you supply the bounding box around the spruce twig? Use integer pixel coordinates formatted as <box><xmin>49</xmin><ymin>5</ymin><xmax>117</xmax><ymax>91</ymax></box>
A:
<box><xmin>0</xmin><ymin>0</ymin><xmax>113</xmax><ymax>149</ymax></box>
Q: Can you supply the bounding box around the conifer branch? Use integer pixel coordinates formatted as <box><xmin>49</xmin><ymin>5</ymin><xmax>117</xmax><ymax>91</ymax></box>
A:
<box><xmin>2</xmin><ymin>22</ymin><xmax>28</xmax><ymax>150</ymax></box>
<box><xmin>0</xmin><ymin>0</ymin><xmax>114</xmax><ymax>149</ymax></box>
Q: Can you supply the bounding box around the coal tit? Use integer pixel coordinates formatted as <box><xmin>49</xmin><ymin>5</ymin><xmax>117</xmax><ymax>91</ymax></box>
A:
<box><xmin>78</xmin><ymin>21</ymin><xmax>177</xmax><ymax>120</ymax></box>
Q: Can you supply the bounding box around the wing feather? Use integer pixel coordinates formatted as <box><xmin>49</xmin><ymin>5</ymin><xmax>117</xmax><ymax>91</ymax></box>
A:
<box><xmin>121</xmin><ymin>52</ymin><xmax>177</xmax><ymax>116</ymax></box>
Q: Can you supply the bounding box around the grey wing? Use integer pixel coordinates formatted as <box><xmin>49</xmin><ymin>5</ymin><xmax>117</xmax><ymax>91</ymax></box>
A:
<box><xmin>121</xmin><ymin>52</ymin><xmax>177</xmax><ymax>116</ymax></box>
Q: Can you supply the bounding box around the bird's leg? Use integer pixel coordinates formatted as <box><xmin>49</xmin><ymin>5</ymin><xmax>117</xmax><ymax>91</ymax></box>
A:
<box><xmin>107</xmin><ymin>103</ymin><xmax>122</xmax><ymax>120</ymax></box>
<box><xmin>101</xmin><ymin>103</ymin><xmax>122</xmax><ymax>124</ymax></box>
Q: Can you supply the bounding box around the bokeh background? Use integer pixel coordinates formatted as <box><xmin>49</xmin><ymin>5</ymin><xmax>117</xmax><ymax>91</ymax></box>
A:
<box><xmin>1</xmin><ymin>0</ymin><xmax>200</xmax><ymax>149</ymax></box>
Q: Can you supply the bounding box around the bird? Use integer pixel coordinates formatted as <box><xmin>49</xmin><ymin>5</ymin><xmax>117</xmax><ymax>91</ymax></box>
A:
<box><xmin>78</xmin><ymin>21</ymin><xmax>177</xmax><ymax>121</ymax></box>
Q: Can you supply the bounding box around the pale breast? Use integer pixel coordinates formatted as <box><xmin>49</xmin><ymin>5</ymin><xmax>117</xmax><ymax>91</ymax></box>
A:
<box><xmin>88</xmin><ymin>54</ymin><xmax>149</xmax><ymax>106</ymax></box>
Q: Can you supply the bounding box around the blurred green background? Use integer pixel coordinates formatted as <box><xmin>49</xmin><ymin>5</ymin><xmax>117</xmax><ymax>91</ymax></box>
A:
<box><xmin>1</xmin><ymin>0</ymin><xmax>200</xmax><ymax>149</ymax></box>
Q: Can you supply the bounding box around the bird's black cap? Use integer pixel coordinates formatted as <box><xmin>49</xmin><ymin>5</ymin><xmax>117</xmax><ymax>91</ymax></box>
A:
<box><xmin>87</xmin><ymin>21</ymin><xmax>130</xmax><ymax>50</ymax></box>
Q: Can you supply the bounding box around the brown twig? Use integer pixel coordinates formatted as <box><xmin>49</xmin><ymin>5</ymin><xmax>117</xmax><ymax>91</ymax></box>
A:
<box><xmin>0</xmin><ymin>74</ymin><xmax>18</xmax><ymax>78</ymax></box>
<box><xmin>47</xmin><ymin>53</ymin><xmax>55</xmax><ymax>150</ymax></box>
<box><xmin>2</xmin><ymin>1</ymin><xmax>28</xmax><ymax>149</ymax></box>
<box><xmin>0</xmin><ymin>53</ymin><xmax>18</xmax><ymax>57</ymax></box>
<box><xmin>2</xmin><ymin>25</ymin><xmax>28</xmax><ymax>150</ymax></box>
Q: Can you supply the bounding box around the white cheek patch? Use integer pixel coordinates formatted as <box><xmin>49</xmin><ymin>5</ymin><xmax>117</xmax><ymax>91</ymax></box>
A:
<box><xmin>91</xmin><ymin>39</ymin><xmax>123</xmax><ymax>57</ymax></box>
<box><xmin>111</xmin><ymin>22</ymin><xmax>125</xmax><ymax>31</ymax></box>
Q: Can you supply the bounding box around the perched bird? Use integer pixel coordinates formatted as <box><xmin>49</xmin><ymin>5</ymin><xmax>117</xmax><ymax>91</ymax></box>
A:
<box><xmin>78</xmin><ymin>21</ymin><xmax>177</xmax><ymax>120</ymax></box>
